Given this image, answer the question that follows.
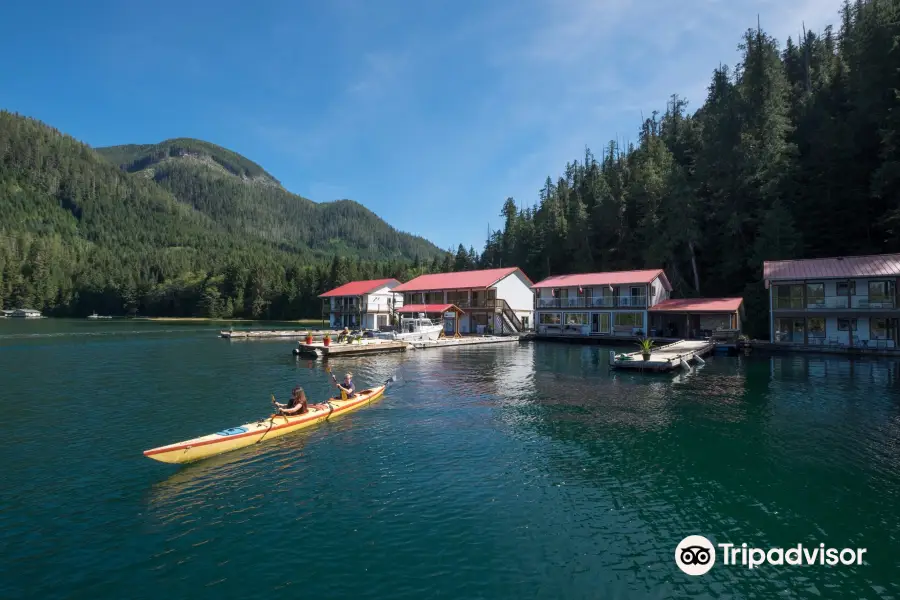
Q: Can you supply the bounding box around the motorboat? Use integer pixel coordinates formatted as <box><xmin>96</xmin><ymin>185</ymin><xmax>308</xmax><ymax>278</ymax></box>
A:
<box><xmin>375</xmin><ymin>314</ymin><xmax>443</xmax><ymax>342</ymax></box>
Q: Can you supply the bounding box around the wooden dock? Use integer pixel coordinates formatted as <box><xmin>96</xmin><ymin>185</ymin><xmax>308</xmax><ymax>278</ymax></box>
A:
<box><xmin>407</xmin><ymin>336</ymin><xmax>522</xmax><ymax>350</ymax></box>
<box><xmin>293</xmin><ymin>339</ymin><xmax>408</xmax><ymax>358</ymax></box>
<box><xmin>293</xmin><ymin>335</ymin><xmax>523</xmax><ymax>358</ymax></box>
<box><xmin>221</xmin><ymin>329</ymin><xmax>336</xmax><ymax>339</ymax></box>
<box><xmin>609</xmin><ymin>339</ymin><xmax>714</xmax><ymax>372</ymax></box>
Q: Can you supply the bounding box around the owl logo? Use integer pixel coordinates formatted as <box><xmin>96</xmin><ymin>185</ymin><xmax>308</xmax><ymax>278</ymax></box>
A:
<box><xmin>675</xmin><ymin>535</ymin><xmax>716</xmax><ymax>575</ymax></box>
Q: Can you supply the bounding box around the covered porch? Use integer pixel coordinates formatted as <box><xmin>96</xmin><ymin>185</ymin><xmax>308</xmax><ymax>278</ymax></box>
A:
<box><xmin>648</xmin><ymin>297</ymin><xmax>744</xmax><ymax>339</ymax></box>
<box><xmin>396</xmin><ymin>303</ymin><xmax>465</xmax><ymax>337</ymax></box>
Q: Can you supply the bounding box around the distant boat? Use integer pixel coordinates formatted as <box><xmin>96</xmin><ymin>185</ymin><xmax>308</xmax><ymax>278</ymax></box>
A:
<box><xmin>9</xmin><ymin>308</ymin><xmax>42</xmax><ymax>319</ymax></box>
<box><xmin>87</xmin><ymin>312</ymin><xmax>112</xmax><ymax>319</ymax></box>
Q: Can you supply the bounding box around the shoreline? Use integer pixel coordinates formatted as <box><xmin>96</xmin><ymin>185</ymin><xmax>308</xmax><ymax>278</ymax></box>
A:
<box><xmin>132</xmin><ymin>317</ymin><xmax>324</xmax><ymax>324</ymax></box>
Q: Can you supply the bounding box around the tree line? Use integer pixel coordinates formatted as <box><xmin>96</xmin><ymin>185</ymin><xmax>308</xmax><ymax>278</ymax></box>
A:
<box><xmin>0</xmin><ymin>111</ymin><xmax>456</xmax><ymax>319</ymax></box>
<box><xmin>478</xmin><ymin>0</ymin><xmax>900</xmax><ymax>337</ymax></box>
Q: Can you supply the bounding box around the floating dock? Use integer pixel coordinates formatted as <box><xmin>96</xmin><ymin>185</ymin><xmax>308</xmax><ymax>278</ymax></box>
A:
<box><xmin>609</xmin><ymin>339</ymin><xmax>714</xmax><ymax>372</ymax></box>
<box><xmin>293</xmin><ymin>335</ymin><xmax>524</xmax><ymax>358</ymax></box>
<box><xmin>294</xmin><ymin>339</ymin><xmax>408</xmax><ymax>358</ymax></box>
<box><xmin>221</xmin><ymin>329</ymin><xmax>336</xmax><ymax>339</ymax></box>
<box><xmin>407</xmin><ymin>336</ymin><xmax>522</xmax><ymax>350</ymax></box>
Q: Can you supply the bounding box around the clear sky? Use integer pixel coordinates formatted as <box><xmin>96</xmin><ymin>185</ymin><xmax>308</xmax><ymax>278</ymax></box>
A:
<box><xmin>1</xmin><ymin>0</ymin><xmax>845</xmax><ymax>252</ymax></box>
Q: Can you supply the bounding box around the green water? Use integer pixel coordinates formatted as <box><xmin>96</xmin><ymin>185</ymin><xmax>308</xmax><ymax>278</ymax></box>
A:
<box><xmin>1</xmin><ymin>320</ymin><xmax>899</xmax><ymax>599</ymax></box>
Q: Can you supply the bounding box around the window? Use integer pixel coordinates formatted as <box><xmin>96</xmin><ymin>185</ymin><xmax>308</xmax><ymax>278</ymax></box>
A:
<box><xmin>446</xmin><ymin>291</ymin><xmax>467</xmax><ymax>305</ymax></box>
<box><xmin>775</xmin><ymin>318</ymin><xmax>793</xmax><ymax>342</ymax></box>
<box><xmin>425</xmin><ymin>291</ymin><xmax>444</xmax><ymax>304</ymax></box>
<box><xmin>872</xmin><ymin>318</ymin><xmax>889</xmax><ymax>339</ymax></box>
<box><xmin>837</xmin><ymin>318</ymin><xmax>857</xmax><ymax>331</ymax></box>
<box><xmin>775</xmin><ymin>285</ymin><xmax>803</xmax><ymax>309</ymax></box>
<box><xmin>806</xmin><ymin>283</ymin><xmax>825</xmax><ymax>306</ymax></box>
<box><xmin>565</xmin><ymin>313</ymin><xmax>588</xmax><ymax>325</ymax></box>
<box><xmin>593</xmin><ymin>287</ymin><xmax>614</xmax><ymax>307</ymax></box>
<box><xmin>869</xmin><ymin>280</ymin><xmax>895</xmax><ymax>302</ymax></box>
<box><xmin>539</xmin><ymin>312</ymin><xmax>561</xmax><ymax>325</ymax></box>
<box><xmin>614</xmin><ymin>312</ymin><xmax>643</xmax><ymax>327</ymax></box>
<box><xmin>837</xmin><ymin>281</ymin><xmax>856</xmax><ymax>296</ymax></box>
<box><xmin>807</xmin><ymin>317</ymin><xmax>825</xmax><ymax>338</ymax></box>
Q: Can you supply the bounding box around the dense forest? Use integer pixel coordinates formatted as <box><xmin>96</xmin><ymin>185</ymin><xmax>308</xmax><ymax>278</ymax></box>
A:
<box><xmin>0</xmin><ymin>113</ymin><xmax>463</xmax><ymax>319</ymax></box>
<box><xmin>478</xmin><ymin>0</ymin><xmax>900</xmax><ymax>337</ymax></box>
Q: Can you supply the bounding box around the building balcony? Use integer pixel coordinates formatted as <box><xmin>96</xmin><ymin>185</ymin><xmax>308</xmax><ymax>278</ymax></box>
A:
<box><xmin>454</xmin><ymin>299</ymin><xmax>504</xmax><ymax>310</ymax></box>
<box><xmin>773</xmin><ymin>296</ymin><xmax>897</xmax><ymax>311</ymax></box>
<box><xmin>327</xmin><ymin>304</ymin><xmax>359</xmax><ymax>313</ymax></box>
<box><xmin>536</xmin><ymin>296</ymin><xmax>648</xmax><ymax>309</ymax></box>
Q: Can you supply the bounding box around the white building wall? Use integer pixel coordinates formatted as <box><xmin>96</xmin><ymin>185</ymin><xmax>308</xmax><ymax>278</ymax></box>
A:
<box><xmin>649</xmin><ymin>276</ymin><xmax>670</xmax><ymax>307</ymax></box>
<box><xmin>492</xmin><ymin>271</ymin><xmax>535</xmax><ymax>312</ymax></box>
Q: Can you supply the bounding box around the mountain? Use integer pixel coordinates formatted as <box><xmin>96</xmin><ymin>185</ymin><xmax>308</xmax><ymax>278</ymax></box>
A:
<box><xmin>0</xmin><ymin>111</ymin><xmax>452</xmax><ymax>318</ymax></box>
<box><xmin>94</xmin><ymin>139</ymin><xmax>442</xmax><ymax>261</ymax></box>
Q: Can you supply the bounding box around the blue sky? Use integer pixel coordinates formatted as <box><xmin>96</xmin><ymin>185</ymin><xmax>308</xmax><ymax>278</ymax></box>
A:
<box><xmin>1</xmin><ymin>0</ymin><xmax>844</xmax><ymax>252</ymax></box>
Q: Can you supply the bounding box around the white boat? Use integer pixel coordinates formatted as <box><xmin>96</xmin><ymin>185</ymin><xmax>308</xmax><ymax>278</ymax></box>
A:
<box><xmin>87</xmin><ymin>313</ymin><xmax>112</xmax><ymax>319</ymax></box>
<box><xmin>375</xmin><ymin>314</ymin><xmax>443</xmax><ymax>341</ymax></box>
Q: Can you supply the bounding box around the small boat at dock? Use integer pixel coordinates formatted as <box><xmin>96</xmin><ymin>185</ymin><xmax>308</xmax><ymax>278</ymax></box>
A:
<box><xmin>374</xmin><ymin>314</ymin><xmax>443</xmax><ymax>342</ymax></box>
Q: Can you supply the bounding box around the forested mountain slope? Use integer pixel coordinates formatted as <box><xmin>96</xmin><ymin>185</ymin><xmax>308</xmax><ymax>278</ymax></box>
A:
<box><xmin>0</xmin><ymin>112</ymin><xmax>451</xmax><ymax>318</ymax></box>
<box><xmin>95</xmin><ymin>139</ymin><xmax>442</xmax><ymax>261</ymax></box>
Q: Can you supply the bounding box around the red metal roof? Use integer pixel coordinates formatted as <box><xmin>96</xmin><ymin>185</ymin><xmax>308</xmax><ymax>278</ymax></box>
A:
<box><xmin>396</xmin><ymin>304</ymin><xmax>463</xmax><ymax>314</ymax></box>
<box><xmin>650</xmin><ymin>298</ymin><xmax>744</xmax><ymax>313</ymax></box>
<box><xmin>531</xmin><ymin>269</ymin><xmax>672</xmax><ymax>291</ymax></box>
<box><xmin>318</xmin><ymin>278</ymin><xmax>400</xmax><ymax>298</ymax></box>
<box><xmin>393</xmin><ymin>268</ymin><xmax>530</xmax><ymax>292</ymax></box>
<box><xmin>764</xmin><ymin>253</ymin><xmax>900</xmax><ymax>282</ymax></box>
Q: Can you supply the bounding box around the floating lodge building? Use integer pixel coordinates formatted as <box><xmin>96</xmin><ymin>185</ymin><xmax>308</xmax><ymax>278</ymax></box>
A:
<box><xmin>319</xmin><ymin>278</ymin><xmax>403</xmax><ymax>330</ymax></box>
<box><xmin>391</xmin><ymin>267</ymin><xmax>534</xmax><ymax>335</ymax></box>
<box><xmin>311</xmin><ymin>252</ymin><xmax>900</xmax><ymax>356</ymax></box>
<box><xmin>530</xmin><ymin>268</ymin><xmax>743</xmax><ymax>340</ymax></box>
<box><xmin>764</xmin><ymin>253</ymin><xmax>899</xmax><ymax>350</ymax></box>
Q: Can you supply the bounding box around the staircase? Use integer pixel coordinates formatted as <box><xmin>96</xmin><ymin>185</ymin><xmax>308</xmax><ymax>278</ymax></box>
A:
<box><xmin>495</xmin><ymin>299</ymin><xmax>524</xmax><ymax>334</ymax></box>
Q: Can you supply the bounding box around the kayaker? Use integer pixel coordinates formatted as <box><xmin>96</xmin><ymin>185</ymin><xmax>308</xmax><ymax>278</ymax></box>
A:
<box><xmin>273</xmin><ymin>386</ymin><xmax>308</xmax><ymax>415</ymax></box>
<box><xmin>335</xmin><ymin>372</ymin><xmax>355</xmax><ymax>400</ymax></box>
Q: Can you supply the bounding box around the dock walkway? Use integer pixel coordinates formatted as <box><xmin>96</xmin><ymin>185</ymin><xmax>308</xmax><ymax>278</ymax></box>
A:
<box><xmin>221</xmin><ymin>329</ymin><xmax>337</xmax><ymax>339</ymax></box>
<box><xmin>609</xmin><ymin>339</ymin><xmax>714</xmax><ymax>372</ymax></box>
<box><xmin>407</xmin><ymin>336</ymin><xmax>521</xmax><ymax>350</ymax></box>
<box><xmin>294</xmin><ymin>334</ymin><xmax>524</xmax><ymax>358</ymax></box>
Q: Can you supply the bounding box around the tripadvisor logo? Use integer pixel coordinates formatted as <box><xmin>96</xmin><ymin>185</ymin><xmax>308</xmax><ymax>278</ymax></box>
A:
<box><xmin>675</xmin><ymin>535</ymin><xmax>716</xmax><ymax>576</ymax></box>
<box><xmin>675</xmin><ymin>535</ymin><xmax>867</xmax><ymax>575</ymax></box>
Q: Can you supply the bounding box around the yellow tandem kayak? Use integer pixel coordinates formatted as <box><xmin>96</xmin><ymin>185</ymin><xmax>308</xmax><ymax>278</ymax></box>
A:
<box><xmin>143</xmin><ymin>384</ymin><xmax>387</xmax><ymax>465</ymax></box>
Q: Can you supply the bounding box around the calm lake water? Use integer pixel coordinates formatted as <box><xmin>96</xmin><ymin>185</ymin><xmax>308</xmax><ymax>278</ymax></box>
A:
<box><xmin>1</xmin><ymin>320</ymin><xmax>899</xmax><ymax>599</ymax></box>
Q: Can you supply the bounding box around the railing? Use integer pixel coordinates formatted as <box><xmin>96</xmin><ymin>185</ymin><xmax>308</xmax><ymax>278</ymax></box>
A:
<box><xmin>498</xmin><ymin>298</ymin><xmax>523</xmax><ymax>332</ymax></box>
<box><xmin>773</xmin><ymin>296</ymin><xmax>897</xmax><ymax>310</ymax></box>
<box><xmin>330</xmin><ymin>303</ymin><xmax>360</xmax><ymax>312</ymax></box>
<box><xmin>536</xmin><ymin>296</ymin><xmax>648</xmax><ymax>309</ymax></box>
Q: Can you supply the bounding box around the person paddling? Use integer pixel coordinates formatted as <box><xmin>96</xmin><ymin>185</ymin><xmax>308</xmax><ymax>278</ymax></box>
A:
<box><xmin>273</xmin><ymin>386</ymin><xmax>309</xmax><ymax>415</ymax></box>
<box><xmin>335</xmin><ymin>371</ymin><xmax>355</xmax><ymax>400</ymax></box>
